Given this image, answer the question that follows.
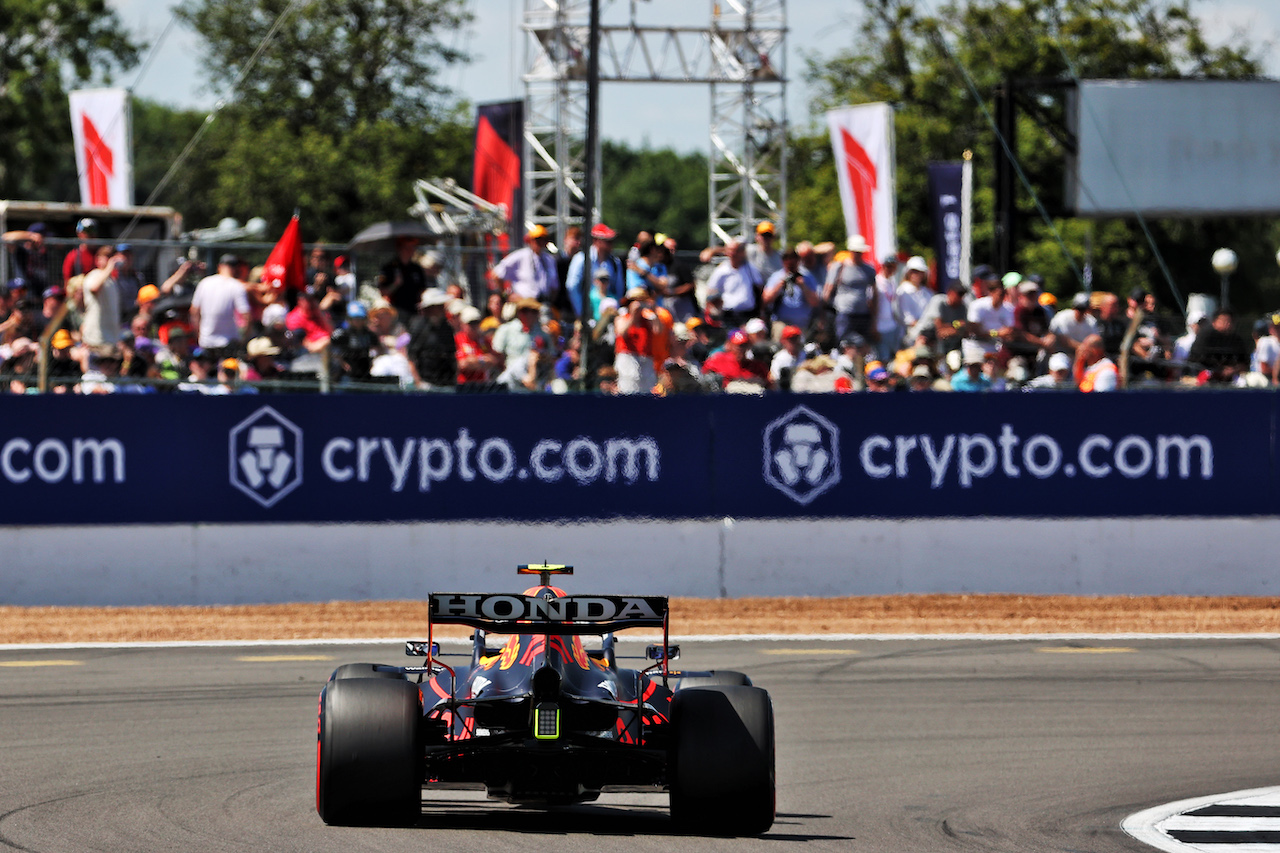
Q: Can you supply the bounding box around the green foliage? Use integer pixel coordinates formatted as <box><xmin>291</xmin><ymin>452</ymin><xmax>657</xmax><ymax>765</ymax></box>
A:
<box><xmin>131</xmin><ymin>0</ymin><xmax>476</xmax><ymax>239</ymax></box>
<box><xmin>172</xmin><ymin>0</ymin><xmax>471</xmax><ymax>129</ymax></box>
<box><xmin>795</xmin><ymin>0</ymin><xmax>1278</xmax><ymax>313</ymax></box>
<box><xmin>0</xmin><ymin>0</ymin><xmax>143</xmax><ymax>198</ymax></box>
<box><xmin>601</xmin><ymin>141</ymin><xmax>710</xmax><ymax>248</ymax></box>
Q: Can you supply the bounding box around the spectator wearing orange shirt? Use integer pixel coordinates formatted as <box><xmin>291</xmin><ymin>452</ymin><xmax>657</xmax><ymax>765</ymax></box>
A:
<box><xmin>614</xmin><ymin>287</ymin><xmax>661</xmax><ymax>394</ymax></box>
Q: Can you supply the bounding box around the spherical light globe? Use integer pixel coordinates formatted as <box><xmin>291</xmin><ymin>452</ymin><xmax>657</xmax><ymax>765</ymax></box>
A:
<box><xmin>1211</xmin><ymin>248</ymin><xmax>1238</xmax><ymax>275</ymax></box>
<box><xmin>217</xmin><ymin>217</ymin><xmax>240</xmax><ymax>234</ymax></box>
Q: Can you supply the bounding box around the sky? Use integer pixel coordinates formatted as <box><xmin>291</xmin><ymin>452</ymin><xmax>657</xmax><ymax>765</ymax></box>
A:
<box><xmin>108</xmin><ymin>0</ymin><xmax>1280</xmax><ymax>156</ymax></box>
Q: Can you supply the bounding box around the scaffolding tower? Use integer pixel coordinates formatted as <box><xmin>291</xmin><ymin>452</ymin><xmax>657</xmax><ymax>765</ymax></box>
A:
<box><xmin>522</xmin><ymin>0</ymin><xmax>788</xmax><ymax>246</ymax></box>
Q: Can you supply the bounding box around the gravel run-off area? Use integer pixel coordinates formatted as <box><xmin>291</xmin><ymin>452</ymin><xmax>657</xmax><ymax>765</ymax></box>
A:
<box><xmin>3</xmin><ymin>595</ymin><xmax>1280</xmax><ymax>644</ymax></box>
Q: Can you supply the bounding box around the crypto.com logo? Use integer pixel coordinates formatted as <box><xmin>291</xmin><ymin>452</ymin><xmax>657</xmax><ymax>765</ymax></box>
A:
<box><xmin>229</xmin><ymin>406</ymin><xmax>303</xmax><ymax>508</ymax></box>
<box><xmin>762</xmin><ymin>405</ymin><xmax>841</xmax><ymax>505</ymax></box>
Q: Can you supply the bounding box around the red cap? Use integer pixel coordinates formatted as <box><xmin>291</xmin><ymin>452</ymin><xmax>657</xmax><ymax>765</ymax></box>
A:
<box><xmin>729</xmin><ymin>330</ymin><xmax>749</xmax><ymax>346</ymax></box>
<box><xmin>590</xmin><ymin>223</ymin><xmax>617</xmax><ymax>240</ymax></box>
<box><xmin>781</xmin><ymin>325</ymin><xmax>803</xmax><ymax>339</ymax></box>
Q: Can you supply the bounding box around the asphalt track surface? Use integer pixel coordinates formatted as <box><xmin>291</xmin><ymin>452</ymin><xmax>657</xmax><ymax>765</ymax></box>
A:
<box><xmin>1</xmin><ymin>637</ymin><xmax>1279</xmax><ymax>852</ymax></box>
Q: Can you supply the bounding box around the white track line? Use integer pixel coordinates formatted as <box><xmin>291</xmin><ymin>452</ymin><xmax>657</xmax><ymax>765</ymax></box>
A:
<box><xmin>1</xmin><ymin>632</ymin><xmax>1279</xmax><ymax>652</ymax></box>
<box><xmin>1124</xmin><ymin>787</ymin><xmax>1280</xmax><ymax>853</ymax></box>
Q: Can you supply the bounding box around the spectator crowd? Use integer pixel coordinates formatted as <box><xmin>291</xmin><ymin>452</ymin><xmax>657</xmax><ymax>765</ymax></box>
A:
<box><xmin>1</xmin><ymin>216</ymin><xmax>1271</xmax><ymax>395</ymax></box>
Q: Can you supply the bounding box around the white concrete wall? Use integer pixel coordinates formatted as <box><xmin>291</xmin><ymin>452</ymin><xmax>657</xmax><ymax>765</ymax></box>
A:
<box><xmin>2</xmin><ymin>517</ymin><xmax>1276</xmax><ymax>605</ymax></box>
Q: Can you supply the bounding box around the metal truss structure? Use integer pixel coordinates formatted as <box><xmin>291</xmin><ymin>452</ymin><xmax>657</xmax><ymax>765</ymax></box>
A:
<box><xmin>522</xmin><ymin>0</ymin><xmax>787</xmax><ymax>246</ymax></box>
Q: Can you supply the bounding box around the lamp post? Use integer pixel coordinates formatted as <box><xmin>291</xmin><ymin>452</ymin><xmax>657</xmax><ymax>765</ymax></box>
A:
<box><xmin>1211</xmin><ymin>248</ymin><xmax>1238</xmax><ymax>312</ymax></box>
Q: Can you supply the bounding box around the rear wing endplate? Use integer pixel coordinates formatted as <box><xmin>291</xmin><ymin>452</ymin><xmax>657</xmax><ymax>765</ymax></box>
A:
<box><xmin>428</xmin><ymin>593</ymin><xmax>668</xmax><ymax>634</ymax></box>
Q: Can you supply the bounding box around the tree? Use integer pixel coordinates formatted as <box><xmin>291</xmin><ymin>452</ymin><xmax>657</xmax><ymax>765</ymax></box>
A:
<box><xmin>147</xmin><ymin>0</ymin><xmax>475</xmax><ymax>239</ymax></box>
<box><xmin>174</xmin><ymin>0</ymin><xmax>471</xmax><ymax>130</ymax></box>
<box><xmin>796</xmin><ymin>0</ymin><xmax>1280</xmax><ymax>313</ymax></box>
<box><xmin>602</xmin><ymin>142</ymin><xmax>710</xmax><ymax>248</ymax></box>
<box><xmin>0</xmin><ymin>0</ymin><xmax>144</xmax><ymax>199</ymax></box>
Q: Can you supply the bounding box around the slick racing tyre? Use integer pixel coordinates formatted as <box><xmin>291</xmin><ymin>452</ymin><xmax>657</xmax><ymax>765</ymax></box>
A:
<box><xmin>329</xmin><ymin>663</ymin><xmax>404</xmax><ymax>681</ymax></box>
<box><xmin>669</xmin><ymin>685</ymin><xmax>775</xmax><ymax>836</ymax></box>
<box><xmin>316</xmin><ymin>678</ymin><xmax>423</xmax><ymax>826</ymax></box>
<box><xmin>674</xmin><ymin>670</ymin><xmax>752</xmax><ymax>689</ymax></box>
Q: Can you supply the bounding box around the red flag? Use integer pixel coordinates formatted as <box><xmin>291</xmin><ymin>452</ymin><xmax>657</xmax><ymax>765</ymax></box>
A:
<box><xmin>262</xmin><ymin>215</ymin><xmax>305</xmax><ymax>292</ymax></box>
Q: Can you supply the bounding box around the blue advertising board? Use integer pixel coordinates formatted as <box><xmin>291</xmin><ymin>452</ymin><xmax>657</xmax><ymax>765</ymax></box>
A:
<box><xmin>0</xmin><ymin>392</ymin><xmax>1272</xmax><ymax>525</ymax></box>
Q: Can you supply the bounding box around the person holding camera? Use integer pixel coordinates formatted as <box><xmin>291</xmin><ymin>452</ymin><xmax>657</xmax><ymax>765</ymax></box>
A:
<box><xmin>762</xmin><ymin>248</ymin><xmax>820</xmax><ymax>340</ymax></box>
<box><xmin>79</xmin><ymin>245</ymin><xmax>123</xmax><ymax>348</ymax></box>
<box><xmin>614</xmin><ymin>287</ymin><xmax>662</xmax><ymax>394</ymax></box>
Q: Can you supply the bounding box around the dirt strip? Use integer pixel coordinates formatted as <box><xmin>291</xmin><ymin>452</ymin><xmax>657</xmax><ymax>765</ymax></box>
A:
<box><xmin>3</xmin><ymin>596</ymin><xmax>1280</xmax><ymax>644</ymax></box>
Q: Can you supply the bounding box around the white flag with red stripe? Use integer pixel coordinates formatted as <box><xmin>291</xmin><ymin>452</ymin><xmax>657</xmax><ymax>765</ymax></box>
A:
<box><xmin>69</xmin><ymin>88</ymin><xmax>133</xmax><ymax>207</ymax></box>
<box><xmin>827</xmin><ymin>103</ymin><xmax>896</xmax><ymax>272</ymax></box>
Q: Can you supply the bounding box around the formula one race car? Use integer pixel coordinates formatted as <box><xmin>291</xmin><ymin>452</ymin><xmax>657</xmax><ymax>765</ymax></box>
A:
<box><xmin>316</xmin><ymin>564</ymin><xmax>775</xmax><ymax>835</ymax></box>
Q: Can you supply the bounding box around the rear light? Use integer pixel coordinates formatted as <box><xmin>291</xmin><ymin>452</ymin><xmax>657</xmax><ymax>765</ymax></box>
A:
<box><xmin>534</xmin><ymin>702</ymin><xmax>560</xmax><ymax>740</ymax></box>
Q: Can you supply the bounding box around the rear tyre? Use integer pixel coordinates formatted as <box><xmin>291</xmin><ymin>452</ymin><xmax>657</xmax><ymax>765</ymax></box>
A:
<box><xmin>674</xmin><ymin>670</ymin><xmax>752</xmax><ymax>689</ymax></box>
<box><xmin>669</xmin><ymin>685</ymin><xmax>775</xmax><ymax>836</ymax></box>
<box><xmin>316</xmin><ymin>678</ymin><xmax>423</xmax><ymax>826</ymax></box>
<box><xmin>329</xmin><ymin>663</ymin><xmax>403</xmax><ymax>681</ymax></box>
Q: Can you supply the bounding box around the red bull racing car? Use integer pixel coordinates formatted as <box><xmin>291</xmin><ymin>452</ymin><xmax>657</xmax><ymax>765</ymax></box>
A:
<box><xmin>316</xmin><ymin>564</ymin><xmax>775</xmax><ymax>835</ymax></box>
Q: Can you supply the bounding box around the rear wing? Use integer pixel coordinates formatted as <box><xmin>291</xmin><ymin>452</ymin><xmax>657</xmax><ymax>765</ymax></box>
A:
<box><xmin>429</xmin><ymin>593</ymin><xmax>668</xmax><ymax>635</ymax></box>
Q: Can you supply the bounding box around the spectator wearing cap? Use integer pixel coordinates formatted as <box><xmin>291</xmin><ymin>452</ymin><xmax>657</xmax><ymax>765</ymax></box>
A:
<box><xmin>190</xmin><ymin>254</ymin><xmax>251</xmax><ymax>359</ymax></box>
<box><xmin>746</xmin><ymin>221</ymin><xmax>783</xmax><ymax>284</ymax></box>
<box><xmin>48</xmin><ymin>329</ymin><xmax>81</xmax><ymax>392</ymax></box>
<box><xmin>565</xmin><ymin>223</ymin><xmax>625</xmax><ymax>317</ymax></box>
<box><xmin>1003</xmin><ymin>277</ymin><xmax>1051</xmax><ymax>373</ymax></box>
<box><xmin>769</xmin><ymin>325</ymin><xmax>805</xmax><ymax>388</ymax></box>
<box><xmin>79</xmin><ymin>346</ymin><xmax>123</xmax><ymax>395</ymax></box>
<box><xmin>614</xmin><ymin>287</ymin><xmax>662</xmax><ymax>394</ymax></box>
<box><xmin>895</xmin><ymin>256</ymin><xmax>933</xmax><ymax>344</ymax></box>
<box><xmin>332</xmin><ymin>254</ymin><xmax>356</xmax><ymax>302</ymax></box>
<box><xmin>379</xmin><ymin>235</ymin><xmax>428</xmax><ymax>322</ymax></box>
<box><xmin>0</xmin><ymin>293</ymin><xmax>41</xmax><ymax>346</ymax></box>
<box><xmin>967</xmin><ymin>273</ymin><xmax>1015</xmax><ymax>356</ymax></box>
<box><xmin>242</xmin><ymin>337</ymin><xmax>285</xmax><ymax>382</ymax></box>
<box><xmin>62</xmin><ymin>218</ymin><xmax>98</xmax><ymax>283</ymax></box>
<box><xmin>155</xmin><ymin>326</ymin><xmax>194</xmax><ymax>382</ymax></box>
<box><xmin>491</xmin><ymin>296</ymin><xmax>551</xmax><ymax>369</ymax></box>
<box><xmin>1048</xmin><ymin>292</ymin><xmax>1098</xmax><ymax>358</ymax></box>
<box><xmin>329</xmin><ymin>301</ymin><xmax>378</xmax><ymax>381</ymax></box>
<box><xmin>970</xmin><ymin>264</ymin><xmax>998</xmax><ymax>303</ymax></box>
<box><xmin>489</xmin><ymin>224</ymin><xmax>560</xmax><ymax>304</ymax></box>
<box><xmin>950</xmin><ymin>342</ymin><xmax>992</xmax><ymax>392</ymax></box>
<box><xmin>834</xmin><ymin>333</ymin><xmax>870</xmax><ymax>389</ymax></box>
<box><xmin>1075</xmin><ymin>334</ymin><xmax>1118</xmax><ymax>391</ymax></box>
<box><xmin>824</xmin><ymin>234</ymin><xmax>878</xmax><ymax>343</ymax></box>
<box><xmin>864</xmin><ymin>360</ymin><xmax>891</xmax><ymax>392</ymax></box>
<box><xmin>762</xmin><ymin>249</ymin><xmax>820</xmax><ymax>339</ymax></box>
<box><xmin>177</xmin><ymin>349</ymin><xmax>219</xmax><ymax>393</ymax></box>
<box><xmin>705</xmin><ymin>237</ymin><xmax>763</xmax><ymax>329</ymax></box>
<box><xmin>454</xmin><ymin>305</ymin><xmax>500</xmax><ymax>386</ymax></box>
<box><xmin>702</xmin><ymin>329</ymin><xmax>770</xmax><ymax>390</ymax></box>
<box><xmin>406</xmin><ymin>288</ymin><xmax>458</xmax><ymax>388</ymax></box>
<box><xmin>36</xmin><ymin>285</ymin><xmax>70</xmax><ymax>340</ymax></box>
<box><xmin>2</xmin><ymin>222</ymin><xmax>51</xmax><ymax>291</ymax></box>
<box><xmin>79</xmin><ymin>245</ymin><xmax>123</xmax><ymax>348</ymax></box>
<box><xmin>1024</xmin><ymin>352</ymin><xmax>1075</xmax><ymax>390</ymax></box>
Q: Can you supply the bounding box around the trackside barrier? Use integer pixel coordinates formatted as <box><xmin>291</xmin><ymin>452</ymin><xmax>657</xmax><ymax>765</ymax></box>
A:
<box><xmin>0</xmin><ymin>391</ymin><xmax>1272</xmax><ymax>524</ymax></box>
<box><xmin>1</xmin><ymin>391</ymin><xmax>1277</xmax><ymax>604</ymax></box>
